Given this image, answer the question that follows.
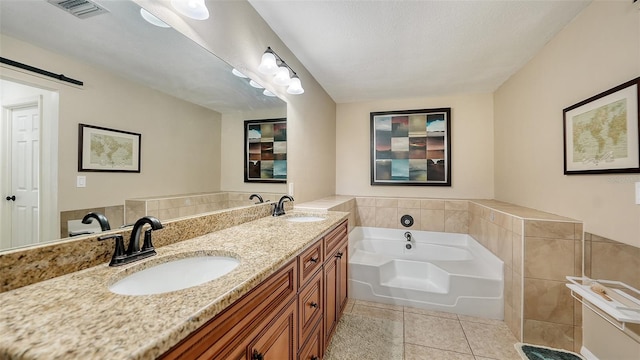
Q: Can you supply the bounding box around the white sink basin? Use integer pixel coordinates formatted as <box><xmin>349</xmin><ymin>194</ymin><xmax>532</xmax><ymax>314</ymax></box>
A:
<box><xmin>287</xmin><ymin>216</ymin><xmax>326</xmax><ymax>223</ymax></box>
<box><xmin>109</xmin><ymin>256</ymin><xmax>239</xmax><ymax>296</ymax></box>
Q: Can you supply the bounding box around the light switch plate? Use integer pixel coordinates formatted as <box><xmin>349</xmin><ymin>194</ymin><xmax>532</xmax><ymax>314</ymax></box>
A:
<box><xmin>288</xmin><ymin>182</ymin><xmax>294</xmax><ymax>197</ymax></box>
<box><xmin>77</xmin><ymin>175</ymin><xmax>86</xmax><ymax>188</ymax></box>
<box><xmin>636</xmin><ymin>182</ymin><xmax>640</xmax><ymax>205</ymax></box>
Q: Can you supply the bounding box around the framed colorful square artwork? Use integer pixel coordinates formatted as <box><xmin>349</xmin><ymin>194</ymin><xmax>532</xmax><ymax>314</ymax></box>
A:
<box><xmin>244</xmin><ymin>118</ymin><xmax>287</xmax><ymax>183</ymax></box>
<box><xmin>370</xmin><ymin>108</ymin><xmax>451</xmax><ymax>186</ymax></box>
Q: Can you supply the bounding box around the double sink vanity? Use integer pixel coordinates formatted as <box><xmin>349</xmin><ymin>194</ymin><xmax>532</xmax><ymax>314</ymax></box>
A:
<box><xmin>0</xmin><ymin>210</ymin><xmax>349</xmax><ymax>360</ymax></box>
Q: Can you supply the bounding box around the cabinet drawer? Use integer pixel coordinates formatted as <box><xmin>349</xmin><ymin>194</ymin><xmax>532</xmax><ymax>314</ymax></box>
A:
<box><xmin>323</xmin><ymin>221</ymin><xmax>347</xmax><ymax>259</ymax></box>
<box><xmin>298</xmin><ymin>269</ymin><xmax>323</xmax><ymax>346</ymax></box>
<box><xmin>298</xmin><ymin>240</ymin><xmax>322</xmax><ymax>288</ymax></box>
<box><xmin>298</xmin><ymin>317</ymin><xmax>323</xmax><ymax>360</ymax></box>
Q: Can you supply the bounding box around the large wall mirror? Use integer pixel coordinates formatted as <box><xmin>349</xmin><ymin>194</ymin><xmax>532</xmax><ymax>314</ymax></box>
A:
<box><xmin>0</xmin><ymin>0</ymin><xmax>287</xmax><ymax>252</ymax></box>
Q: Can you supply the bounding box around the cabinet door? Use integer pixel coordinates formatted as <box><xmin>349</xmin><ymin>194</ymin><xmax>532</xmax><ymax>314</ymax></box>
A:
<box><xmin>248</xmin><ymin>300</ymin><xmax>297</xmax><ymax>360</ymax></box>
<box><xmin>323</xmin><ymin>256</ymin><xmax>338</xmax><ymax>345</ymax></box>
<box><xmin>298</xmin><ymin>269</ymin><xmax>323</xmax><ymax>346</ymax></box>
<box><xmin>298</xmin><ymin>318</ymin><xmax>323</xmax><ymax>360</ymax></box>
<box><xmin>337</xmin><ymin>241</ymin><xmax>349</xmax><ymax>316</ymax></box>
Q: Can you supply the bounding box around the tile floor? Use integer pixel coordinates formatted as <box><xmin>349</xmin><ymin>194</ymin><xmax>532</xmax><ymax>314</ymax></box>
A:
<box><xmin>325</xmin><ymin>299</ymin><xmax>522</xmax><ymax>360</ymax></box>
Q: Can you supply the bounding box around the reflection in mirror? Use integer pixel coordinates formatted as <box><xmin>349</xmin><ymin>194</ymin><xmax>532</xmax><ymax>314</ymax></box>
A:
<box><xmin>0</xmin><ymin>0</ymin><xmax>286</xmax><ymax>252</ymax></box>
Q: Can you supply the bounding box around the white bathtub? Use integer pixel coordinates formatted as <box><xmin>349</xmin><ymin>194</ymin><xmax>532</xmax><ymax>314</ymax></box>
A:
<box><xmin>349</xmin><ymin>227</ymin><xmax>504</xmax><ymax>319</ymax></box>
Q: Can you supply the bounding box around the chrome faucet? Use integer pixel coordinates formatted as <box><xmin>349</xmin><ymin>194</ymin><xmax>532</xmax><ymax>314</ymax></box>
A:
<box><xmin>272</xmin><ymin>195</ymin><xmax>294</xmax><ymax>216</ymax></box>
<box><xmin>249</xmin><ymin>193</ymin><xmax>264</xmax><ymax>204</ymax></box>
<box><xmin>99</xmin><ymin>216</ymin><xmax>163</xmax><ymax>266</ymax></box>
<box><xmin>82</xmin><ymin>212</ymin><xmax>111</xmax><ymax>231</ymax></box>
<box><xmin>404</xmin><ymin>231</ymin><xmax>413</xmax><ymax>242</ymax></box>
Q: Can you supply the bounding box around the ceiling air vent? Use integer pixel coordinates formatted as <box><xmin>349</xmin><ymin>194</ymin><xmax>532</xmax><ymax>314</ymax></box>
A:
<box><xmin>48</xmin><ymin>0</ymin><xmax>109</xmax><ymax>19</ymax></box>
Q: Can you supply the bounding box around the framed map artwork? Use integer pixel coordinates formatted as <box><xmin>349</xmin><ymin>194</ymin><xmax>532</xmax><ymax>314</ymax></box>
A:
<box><xmin>78</xmin><ymin>124</ymin><xmax>141</xmax><ymax>173</ymax></box>
<box><xmin>370</xmin><ymin>108</ymin><xmax>451</xmax><ymax>186</ymax></box>
<box><xmin>563</xmin><ymin>77</ymin><xmax>640</xmax><ymax>175</ymax></box>
<box><xmin>244</xmin><ymin>118</ymin><xmax>287</xmax><ymax>183</ymax></box>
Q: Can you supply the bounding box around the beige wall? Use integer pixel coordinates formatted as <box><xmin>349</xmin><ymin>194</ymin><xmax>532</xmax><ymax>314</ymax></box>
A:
<box><xmin>336</xmin><ymin>93</ymin><xmax>494</xmax><ymax>199</ymax></box>
<box><xmin>220</xmin><ymin>108</ymin><xmax>287</xmax><ymax>194</ymax></box>
<box><xmin>137</xmin><ymin>0</ymin><xmax>337</xmax><ymax>203</ymax></box>
<box><xmin>494</xmin><ymin>1</ymin><xmax>640</xmax><ymax>247</ymax></box>
<box><xmin>0</xmin><ymin>34</ymin><xmax>222</xmax><ymax>213</ymax></box>
<box><xmin>493</xmin><ymin>1</ymin><xmax>640</xmax><ymax>358</ymax></box>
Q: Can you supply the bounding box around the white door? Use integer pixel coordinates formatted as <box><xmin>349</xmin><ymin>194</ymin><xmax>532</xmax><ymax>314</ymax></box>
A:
<box><xmin>5</xmin><ymin>103</ymin><xmax>40</xmax><ymax>248</ymax></box>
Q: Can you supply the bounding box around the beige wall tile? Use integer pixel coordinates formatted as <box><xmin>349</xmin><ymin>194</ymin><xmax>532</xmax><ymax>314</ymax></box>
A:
<box><xmin>356</xmin><ymin>197</ymin><xmax>376</xmax><ymax>207</ymax></box>
<box><xmin>504</xmin><ymin>265</ymin><xmax>514</xmax><ymax>314</ymax></box>
<box><xmin>497</xmin><ymin>227</ymin><xmax>513</xmax><ymax>265</ymax></box>
<box><xmin>525</xmin><ymin>220</ymin><xmax>575</xmax><ymax>240</ymax></box>
<box><xmin>590</xmin><ymin>241</ymin><xmax>640</xmax><ymax>289</ymax></box>
<box><xmin>524</xmin><ymin>237</ymin><xmax>574</xmax><ymax>281</ymax></box>
<box><xmin>513</xmin><ymin>218</ymin><xmax>524</xmax><ymax>235</ymax></box>
<box><xmin>513</xmin><ymin>233</ymin><xmax>523</xmax><ymax>275</ymax></box>
<box><xmin>357</xmin><ymin>206</ymin><xmax>376</xmax><ymax>227</ymax></box>
<box><xmin>523</xmin><ymin>319</ymin><xmax>574</xmax><ymax>351</ymax></box>
<box><xmin>574</xmin><ymin>298</ymin><xmax>582</xmax><ymax>327</ymax></box>
<box><xmin>574</xmin><ymin>239</ymin><xmax>582</xmax><ymax>277</ymax></box>
<box><xmin>574</xmin><ymin>223</ymin><xmax>583</xmax><ymax>240</ymax></box>
<box><xmin>104</xmin><ymin>205</ymin><xmax>124</xmax><ymax>228</ymax></box>
<box><xmin>375</xmin><ymin>207</ymin><xmax>398</xmax><ymax>228</ymax></box>
<box><xmin>494</xmin><ymin>212</ymin><xmax>513</xmax><ymax>231</ymax></box>
<box><xmin>420</xmin><ymin>209</ymin><xmax>445</xmax><ymax>232</ymax></box>
<box><xmin>398</xmin><ymin>198</ymin><xmax>421</xmax><ymax>209</ymax></box>
<box><xmin>523</xmin><ymin>278</ymin><xmax>574</xmax><ymax>325</ymax></box>
<box><xmin>514</xmin><ymin>273</ymin><xmax>523</xmax><ymax>337</ymax></box>
<box><xmin>398</xmin><ymin>208</ymin><xmax>421</xmax><ymax>230</ymax></box>
<box><xmin>444</xmin><ymin>210</ymin><xmax>469</xmax><ymax>234</ymax></box>
<box><xmin>421</xmin><ymin>199</ymin><xmax>445</xmax><ymax>210</ymax></box>
<box><xmin>445</xmin><ymin>200</ymin><xmax>469</xmax><ymax>211</ymax></box>
<box><xmin>487</xmin><ymin>222</ymin><xmax>500</xmax><ymax>255</ymax></box>
<box><xmin>376</xmin><ymin>198</ymin><xmax>398</xmax><ymax>208</ymax></box>
<box><xmin>573</xmin><ymin>326</ymin><xmax>582</xmax><ymax>353</ymax></box>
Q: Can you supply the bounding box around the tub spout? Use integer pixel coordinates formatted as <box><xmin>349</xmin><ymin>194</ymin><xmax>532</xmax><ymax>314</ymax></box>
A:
<box><xmin>404</xmin><ymin>231</ymin><xmax>413</xmax><ymax>242</ymax></box>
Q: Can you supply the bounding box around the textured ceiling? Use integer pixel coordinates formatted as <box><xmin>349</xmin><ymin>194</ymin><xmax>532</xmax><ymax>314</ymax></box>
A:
<box><xmin>249</xmin><ymin>0</ymin><xmax>592</xmax><ymax>103</ymax></box>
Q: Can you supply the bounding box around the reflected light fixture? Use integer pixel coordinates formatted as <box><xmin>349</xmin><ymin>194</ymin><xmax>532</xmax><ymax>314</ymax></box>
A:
<box><xmin>140</xmin><ymin>8</ymin><xmax>170</xmax><ymax>28</ymax></box>
<box><xmin>263</xmin><ymin>89</ymin><xmax>276</xmax><ymax>97</ymax></box>
<box><xmin>171</xmin><ymin>0</ymin><xmax>209</xmax><ymax>20</ymax></box>
<box><xmin>249</xmin><ymin>80</ymin><xmax>264</xmax><ymax>89</ymax></box>
<box><xmin>258</xmin><ymin>46</ymin><xmax>304</xmax><ymax>95</ymax></box>
<box><xmin>231</xmin><ymin>68</ymin><xmax>248</xmax><ymax>78</ymax></box>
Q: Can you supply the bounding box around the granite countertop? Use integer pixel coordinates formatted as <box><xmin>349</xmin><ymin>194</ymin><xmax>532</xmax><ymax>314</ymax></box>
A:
<box><xmin>0</xmin><ymin>211</ymin><xmax>348</xmax><ymax>360</ymax></box>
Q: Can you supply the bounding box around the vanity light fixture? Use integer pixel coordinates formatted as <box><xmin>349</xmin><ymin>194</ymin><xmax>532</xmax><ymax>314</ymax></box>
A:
<box><xmin>231</xmin><ymin>68</ymin><xmax>248</xmax><ymax>78</ymax></box>
<box><xmin>263</xmin><ymin>89</ymin><xmax>276</xmax><ymax>97</ymax></box>
<box><xmin>258</xmin><ymin>47</ymin><xmax>304</xmax><ymax>95</ymax></box>
<box><xmin>170</xmin><ymin>0</ymin><xmax>209</xmax><ymax>20</ymax></box>
<box><xmin>140</xmin><ymin>8</ymin><xmax>170</xmax><ymax>28</ymax></box>
<box><xmin>249</xmin><ymin>79</ymin><xmax>264</xmax><ymax>89</ymax></box>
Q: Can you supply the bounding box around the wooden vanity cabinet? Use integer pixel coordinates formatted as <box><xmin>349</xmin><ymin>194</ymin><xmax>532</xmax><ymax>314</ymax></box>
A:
<box><xmin>160</xmin><ymin>220</ymin><xmax>349</xmax><ymax>360</ymax></box>
<box><xmin>323</xmin><ymin>221</ymin><xmax>349</xmax><ymax>346</ymax></box>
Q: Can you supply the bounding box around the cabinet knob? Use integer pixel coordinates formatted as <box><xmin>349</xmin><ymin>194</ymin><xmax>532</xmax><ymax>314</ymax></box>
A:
<box><xmin>252</xmin><ymin>350</ymin><xmax>264</xmax><ymax>360</ymax></box>
<box><xmin>311</xmin><ymin>356</ymin><xmax>319</xmax><ymax>360</ymax></box>
<box><xmin>310</xmin><ymin>302</ymin><xmax>318</xmax><ymax>308</ymax></box>
<box><xmin>5</xmin><ymin>195</ymin><xmax>15</xmax><ymax>201</ymax></box>
<box><xmin>335</xmin><ymin>252</ymin><xmax>343</xmax><ymax>259</ymax></box>
<box><xmin>310</xmin><ymin>257</ymin><xmax>319</xmax><ymax>263</ymax></box>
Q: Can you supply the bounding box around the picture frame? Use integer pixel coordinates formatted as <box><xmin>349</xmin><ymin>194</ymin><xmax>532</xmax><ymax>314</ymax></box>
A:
<box><xmin>370</xmin><ymin>108</ymin><xmax>451</xmax><ymax>186</ymax></box>
<box><xmin>244</xmin><ymin>118</ymin><xmax>287</xmax><ymax>183</ymax></box>
<box><xmin>563</xmin><ymin>77</ymin><xmax>640</xmax><ymax>175</ymax></box>
<box><xmin>78</xmin><ymin>124</ymin><xmax>141</xmax><ymax>173</ymax></box>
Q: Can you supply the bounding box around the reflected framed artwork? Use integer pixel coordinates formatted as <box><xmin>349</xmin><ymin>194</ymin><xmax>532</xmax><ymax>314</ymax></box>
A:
<box><xmin>78</xmin><ymin>124</ymin><xmax>141</xmax><ymax>172</ymax></box>
<box><xmin>563</xmin><ymin>77</ymin><xmax>640</xmax><ymax>175</ymax></box>
<box><xmin>244</xmin><ymin>118</ymin><xmax>287</xmax><ymax>183</ymax></box>
<box><xmin>370</xmin><ymin>108</ymin><xmax>451</xmax><ymax>186</ymax></box>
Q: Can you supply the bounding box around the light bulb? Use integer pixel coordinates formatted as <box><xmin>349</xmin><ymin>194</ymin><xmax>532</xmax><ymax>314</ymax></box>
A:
<box><xmin>171</xmin><ymin>0</ymin><xmax>209</xmax><ymax>20</ymax></box>
<box><xmin>258</xmin><ymin>51</ymin><xmax>278</xmax><ymax>75</ymax></box>
<box><xmin>249</xmin><ymin>80</ymin><xmax>264</xmax><ymax>89</ymax></box>
<box><xmin>273</xmin><ymin>66</ymin><xmax>292</xmax><ymax>86</ymax></box>
<box><xmin>140</xmin><ymin>8</ymin><xmax>170</xmax><ymax>28</ymax></box>
<box><xmin>263</xmin><ymin>89</ymin><xmax>276</xmax><ymax>97</ymax></box>
<box><xmin>231</xmin><ymin>68</ymin><xmax>247</xmax><ymax>78</ymax></box>
<box><xmin>286</xmin><ymin>75</ymin><xmax>304</xmax><ymax>95</ymax></box>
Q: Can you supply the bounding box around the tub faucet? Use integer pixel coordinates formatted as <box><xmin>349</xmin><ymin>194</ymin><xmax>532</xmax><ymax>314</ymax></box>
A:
<box><xmin>404</xmin><ymin>231</ymin><xmax>413</xmax><ymax>242</ymax></box>
<box><xmin>273</xmin><ymin>195</ymin><xmax>294</xmax><ymax>216</ymax></box>
<box><xmin>82</xmin><ymin>212</ymin><xmax>111</xmax><ymax>231</ymax></box>
<box><xmin>249</xmin><ymin>193</ymin><xmax>264</xmax><ymax>204</ymax></box>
